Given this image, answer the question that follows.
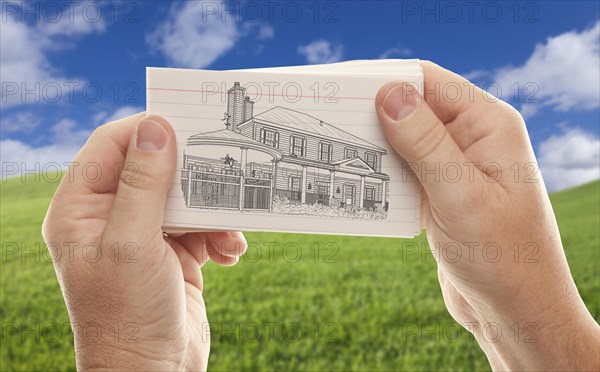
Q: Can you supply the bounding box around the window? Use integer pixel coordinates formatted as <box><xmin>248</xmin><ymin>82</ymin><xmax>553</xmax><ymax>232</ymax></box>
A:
<box><xmin>365</xmin><ymin>152</ymin><xmax>377</xmax><ymax>170</ymax></box>
<box><xmin>260</xmin><ymin>128</ymin><xmax>279</xmax><ymax>148</ymax></box>
<box><xmin>319</xmin><ymin>142</ymin><xmax>332</xmax><ymax>162</ymax></box>
<box><xmin>345</xmin><ymin>147</ymin><xmax>358</xmax><ymax>159</ymax></box>
<box><xmin>290</xmin><ymin>136</ymin><xmax>306</xmax><ymax>157</ymax></box>
<box><xmin>316</xmin><ymin>180</ymin><xmax>329</xmax><ymax>196</ymax></box>
<box><xmin>365</xmin><ymin>187</ymin><xmax>375</xmax><ymax>200</ymax></box>
<box><xmin>288</xmin><ymin>176</ymin><xmax>301</xmax><ymax>191</ymax></box>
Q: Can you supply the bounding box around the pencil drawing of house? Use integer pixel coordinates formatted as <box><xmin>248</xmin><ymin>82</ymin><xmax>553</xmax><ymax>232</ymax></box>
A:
<box><xmin>180</xmin><ymin>82</ymin><xmax>390</xmax><ymax>219</ymax></box>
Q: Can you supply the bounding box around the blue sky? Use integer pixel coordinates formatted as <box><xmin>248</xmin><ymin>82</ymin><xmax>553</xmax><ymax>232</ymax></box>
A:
<box><xmin>1</xmin><ymin>0</ymin><xmax>599</xmax><ymax>190</ymax></box>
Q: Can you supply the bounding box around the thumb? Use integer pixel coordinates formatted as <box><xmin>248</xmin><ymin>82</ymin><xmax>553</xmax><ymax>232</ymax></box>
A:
<box><xmin>104</xmin><ymin>115</ymin><xmax>176</xmax><ymax>245</ymax></box>
<box><xmin>375</xmin><ymin>82</ymin><xmax>479</xmax><ymax>209</ymax></box>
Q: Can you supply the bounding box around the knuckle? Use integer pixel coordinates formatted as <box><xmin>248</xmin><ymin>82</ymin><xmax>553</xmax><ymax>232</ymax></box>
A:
<box><xmin>497</xmin><ymin>101</ymin><xmax>527</xmax><ymax>133</ymax></box>
<box><xmin>118</xmin><ymin>161</ymin><xmax>163</xmax><ymax>193</ymax></box>
<box><xmin>408</xmin><ymin>120</ymin><xmax>448</xmax><ymax>164</ymax></box>
<box><xmin>90</xmin><ymin>122</ymin><xmax>112</xmax><ymax>140</ymax></box>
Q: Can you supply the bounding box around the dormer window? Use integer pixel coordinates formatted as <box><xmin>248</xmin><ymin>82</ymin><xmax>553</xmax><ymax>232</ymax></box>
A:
<box><xmin>365</xmin><ymin>152</ymin><xmax>377</xmax><ymax>170</ymax></box>
<box><xmin>319</xmin><ymin>142</ymin><xmax>332</xmax><ymax>162</ymax></box>
<box><xmin>345</xmin><ymin>147</ymin><xmax>358</xmax><ymax>159</ymax></box>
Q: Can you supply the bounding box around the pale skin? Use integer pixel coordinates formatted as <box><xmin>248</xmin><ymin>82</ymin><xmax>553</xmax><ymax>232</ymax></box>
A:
<box><xmin>42</xmin><ymin>61</ymin><xmax>599</xmax><ymax>370</ymax></box>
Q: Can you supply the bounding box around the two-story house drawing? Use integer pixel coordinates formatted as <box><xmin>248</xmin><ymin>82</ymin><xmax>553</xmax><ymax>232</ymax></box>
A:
<box><xmin>180</xmin><ymin>82</ymin><xmax>390</xmax><ymax>219</ymax></box>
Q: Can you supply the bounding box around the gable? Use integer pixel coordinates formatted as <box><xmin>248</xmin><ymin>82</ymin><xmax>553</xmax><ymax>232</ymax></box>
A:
<box><xmin>335</xmin><ymin>156</ymin><xmax>376</xmax><ymax>175</ymax></box>
<box><xmin>345</xmin><ymin>159</ymin><xmax>370</xmax><ymax>170</ymax></box>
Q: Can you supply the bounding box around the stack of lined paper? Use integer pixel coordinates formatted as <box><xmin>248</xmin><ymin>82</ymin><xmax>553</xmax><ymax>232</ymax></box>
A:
<box><xmin>147</xmin><ymin>60</ymin><xmax>423</xmax><ymax>237</ymax></box>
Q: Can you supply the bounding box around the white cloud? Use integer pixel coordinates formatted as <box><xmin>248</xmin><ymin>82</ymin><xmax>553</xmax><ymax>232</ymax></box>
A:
<box><xmin>0</xmin><ymin>112</ymin><xmax>42</xmax><ymax>134</ymax></box>
<box><xmin>1</xmin><ymin>118</ymin><xmax>91</xmax><ymax>176</ymax></box>
<box><xmin>297</xmin><ymin>40</ymin><xmax>343</xmax><ymax>64</ymax></box>
<box><xmin>462</xmin><ymin>69</ymin><xmax>489</xmax><ymax>81</ymax></box>
<box><xmin>92</xmin><ymin>106</ymin><xmax>143</xmax><ymax>126</ymax></box>
<box><xmin>146</xmin><ymin>1</ymin><xmax>239</xmax><ymax>68</ymax></box>
<box><xmin>1</xmin><ymin>16</ymin><xmax>59</xmax><ymax>107</ymax></box>
<box><xmin>105</xmin><ymin>106</ymin><xmax>143</xmax><ymax>123</ymax></box>
<box><xmin>49</xmin><ymin>118</ymin><xmax>92</xmax><ymax>147</ymax></box>
<box><xmin>518</xmin><ymin>103</ymin><xmax>540</xmax><ymax>120</ymax></box>
<box><xmin>37</xmin><ymin>3</ymin><xmax>106</xmax><ymax>37</ymax></box>
<box><xmin>257</xmin><ymin>24</ymin><xmax>275</xmax><ymax>40</ymax></box>
<box><xmin>379</xmin><ymin>46</ymin><xmax>412</xmax><ymax>59</ymax></box>
<box><xmin>538</xmin><ymin>128</ymin><xmax>600</xmax><ymax>191</ymax></box>
<box><xmin>494</xmin><ymin>21</ymin><xmax>600</xmax><ymax>117</ymax></box>
<box><xmin>1</xmin><ymin>104</ymin><xmax>139</xmax><ymax>177</ymax></box>
<box><xmin>1</xmin><ymin>139</ymin><xmax>82</xmax><ymax>176</ymax></box>
<box><xmin>0</xmin><ymin>2</ymin><xmax>105</xmax><ymax>108</ymax></box>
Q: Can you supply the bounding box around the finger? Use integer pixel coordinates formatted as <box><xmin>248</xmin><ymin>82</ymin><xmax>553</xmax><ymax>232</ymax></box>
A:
<box><xmin>206</xmin><ymin>231</ymin><xmax>247</xmax><ymax>258</ymax></box>
<box><xmin>165</xmin><ymin>236</ymin><xmax>203</xmax><ymax>291</ymax></box>
<box><xmin>206</xmin><ymin>243</ymin><xmax>239</xmax><ymax>266</ymax></box>
<box><xmin>103</xmin><ymin>115</ymin><xmax>176</xmax><ymax>245</ymax></box>
<box><xmin>375</xmin><ymin>81</ymin><xmax>483</xmax><ymax>212</ymax></box>
<box><xmin>43</xmin><ymin>113</ymin><xmax>145</xmax><ymax>243</ymax></box>
<box><xmin>173</xmin><ymin>233</ymin><xmax>211</xmax><ymax>267</ymax></box>
<box><xmin>174</xmin><ymin>233</ymin><xmax>239</xmax><ymax>267</ymax></box>
<box><xmin>420</xmin><ymin>61</ymin><xmax>493</xmax><ymax>123</ymax></box>
<box><xmin>57</xmin><ymin>112</ymin><xmax>146</xmax><ymax>196</ymax></box>
<box><xmin>421</xmin><ymin>61</ymin><xmax>512</xmax><ymax>153</ymax></box>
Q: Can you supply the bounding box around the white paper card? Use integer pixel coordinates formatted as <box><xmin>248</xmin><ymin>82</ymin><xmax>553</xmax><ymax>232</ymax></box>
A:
<box><xmin>147</xmin><ymin>61</ymin><xmax>422</xmax><ymax>237</ymax></box>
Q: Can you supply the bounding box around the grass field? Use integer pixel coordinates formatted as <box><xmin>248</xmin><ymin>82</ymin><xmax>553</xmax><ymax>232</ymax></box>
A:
<box><xmin>1</xmin><ymin>174</ymin><xmax>598</xmax><ymax>371</ymax></box>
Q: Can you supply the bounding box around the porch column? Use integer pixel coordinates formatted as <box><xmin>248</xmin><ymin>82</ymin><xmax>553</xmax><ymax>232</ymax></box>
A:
<box><xmin>186</xmin><ymin>162</ymin><xmax>192</xmax><ymax>207</ymax></box>
<box><xmin>381</xmin><ymin>180</ymin><xmax>387</xmax><ymax>205</ymax></box>
<box><xmin>359</xmin><ymin>175</ymin><xmax>366</xmax><ymax>208</ymax></box>
<box><xmin>300</xmin><ymin>165</ymin><xmax>307</xmax><ymax>204</ymax></box>
<box><xmin>240</xmin><ymin>147</ymin><xmax>248</xmax><ymax>175</ymax></box>
<box><xmin>329</xmin><ymin>170</ymin><xmax>335</xmax><ymax>200</ymax></box>
<box><xmin>270</xmin><ymin>159</ymin><xmax>278</xmax><ymax>212</ymax></box>
<box><xmin>239</xmin><ymin>147</ymin><xmax>248</xmax><ymax>210</ymax></box>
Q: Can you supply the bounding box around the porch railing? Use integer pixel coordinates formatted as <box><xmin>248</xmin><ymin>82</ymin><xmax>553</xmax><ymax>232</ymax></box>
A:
<box><xmin>275</xmin><ymin>189</ymin><xmax>302</xmax><ymax>202</ymax></box>
<box><xmin>363</xmin><ymin>199</ymin><xmax>383</xmax><ymax>210</ymax></box>
<box><xmin>181</xmin><ymin>168</ymin><xmax>272</xmax><ymax>210</ymax></box>
<box><xmin>306</xmin><ymin>192</ymin><xmax>330</xmax><ymax>206</ymax></box>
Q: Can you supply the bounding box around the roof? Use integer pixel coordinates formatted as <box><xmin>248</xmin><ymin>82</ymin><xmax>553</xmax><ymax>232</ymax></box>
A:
<box><xmin>188</xmin><ymin>128</ymin><xmax>252</xmax><ymax>142</ymax></box>
<box><xmin>244</xmin><ymin>106</ymin><xmax>386</xmax><ymax>152</ymax></box>
<box><xmin>187</xmin><ymin>129</ymin><xmax>283</xmax><ymax>159</ymax></box>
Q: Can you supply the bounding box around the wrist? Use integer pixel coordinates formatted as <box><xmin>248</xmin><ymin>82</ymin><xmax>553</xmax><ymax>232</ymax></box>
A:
<box><xmin>75</xmin><ymin>343</ymin><xmax>183</xmax><ymax>371</ymax></box>
<box><xmin>471</xmin><ymin>267</ymin><xmax>599</xmax><ymax>370</ymax></box>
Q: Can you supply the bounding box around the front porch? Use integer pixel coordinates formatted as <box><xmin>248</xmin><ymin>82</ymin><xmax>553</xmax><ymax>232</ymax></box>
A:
<box><xmin>181</xmin><ymin>128</ymin><xmax>283</xmax><ymax>212</ymax></box>
<box><xmin>181</xmin><ymin>154</ymin><xmax>274</xmax><ymax>211</ymax></box>
<box><xmin>273</xmin><ymin>156</ymin><xmax>390</xmax><ymax>212</ymax></box>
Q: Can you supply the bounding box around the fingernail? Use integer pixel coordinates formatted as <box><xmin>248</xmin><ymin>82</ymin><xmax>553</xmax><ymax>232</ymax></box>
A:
<box><xmin>136</xmin><ymin>118</ymin><xmax>167</xmax><ymax>151</ymax></box>
<box><xmin>382</xmin><ymin>83</ymin><xmax>418</xmax><ymax>121</ymax></box>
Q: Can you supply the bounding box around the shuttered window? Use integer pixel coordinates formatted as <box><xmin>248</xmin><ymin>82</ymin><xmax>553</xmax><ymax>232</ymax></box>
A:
<box><xmin>288</xmin><ymin>176</ymin><xmax>301</xmax><ymax>191</ymax></box>
<box><xmin>365</xmin><ymin>152</ymin><xmax>377</xmax><ymax>170</ymax></box>
<box><xmin>319</xmin><ymin>142</ymin><xmax>332</xmax><ymax>162</ymax></box>
<box><xmin>365</xmin><ymin>187</ymin><xmax>375</xmax><ymax>200</ymax></box>
<box><xmin>290</xmin><ymin>136</ymin><xmax>306</xmax><ymax>157</ymax></box>
<box><xmin>345</xmin><ymin>147</ymin><xmax>358</xmax><ymax>159</ymax></box>
<box><xmin>260</xmin><ymin>128</ymin><xmax>279</xmax><ymax>148</ymax></box>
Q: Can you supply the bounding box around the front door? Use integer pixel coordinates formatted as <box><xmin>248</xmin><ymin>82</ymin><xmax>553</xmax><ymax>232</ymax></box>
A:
<box><xmin>344</xmin><ymin>184</ymin><xmax>355</xmax><ymax>206</ymax></box>
<box><xmin>316</xmin><ymin>181</ymin><xmax>329</xmax><ymax>205</ymax></box>
<box><xmin>244</xmin><ymin>186</ymin><xmax>271</xmax><ymax>210</ymax></box>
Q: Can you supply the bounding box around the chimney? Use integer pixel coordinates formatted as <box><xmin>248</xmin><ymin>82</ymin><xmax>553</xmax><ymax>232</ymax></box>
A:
<box><xmin>226</xmin><ymin>82</ymin><xmax>245</xmax><ymax>132</ymax></box>
<box><xmin>243</xmin><ymin>96</ymin><xmax>254</xmax><ymax>121</ymax></box>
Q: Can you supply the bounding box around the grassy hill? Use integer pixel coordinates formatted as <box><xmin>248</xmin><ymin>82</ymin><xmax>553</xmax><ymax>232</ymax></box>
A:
<box><xmin>1</xmin><ymin>175</ymin><xmax>598</xmax><ymax>371</ymax></box>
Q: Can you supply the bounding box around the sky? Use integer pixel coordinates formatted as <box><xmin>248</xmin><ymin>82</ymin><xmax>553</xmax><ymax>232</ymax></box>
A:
<box><xmin>1</xmin><ymin>0</ymin><xmax>599</xmax><ymax>191</ymax></box>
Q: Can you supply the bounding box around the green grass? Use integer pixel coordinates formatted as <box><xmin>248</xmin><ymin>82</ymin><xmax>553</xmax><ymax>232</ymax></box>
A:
<box><xmin>1</xmin><ymin>175</ymin><xmax>598</xmax><ymax>371</ymax></box>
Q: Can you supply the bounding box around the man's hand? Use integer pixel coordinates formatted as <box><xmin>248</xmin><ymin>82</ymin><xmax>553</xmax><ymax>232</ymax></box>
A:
<box><xmin>42</xmin><ymin>113</ymin><xmax>246</xmax><ymax>370</ymax></box>
<box><xmin>375</xmin><ymin>61</ymin><xmax>599</xmax><ymax>370</ymax></box>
